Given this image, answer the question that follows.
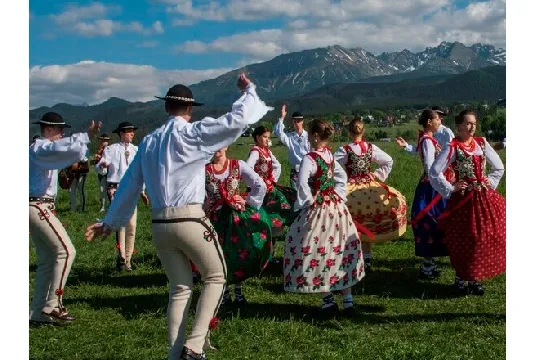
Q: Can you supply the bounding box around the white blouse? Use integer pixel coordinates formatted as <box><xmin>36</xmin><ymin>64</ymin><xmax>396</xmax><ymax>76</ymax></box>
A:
<box><xmin>295</xmin><ymin>148</ymin><xmax>347</xmax><ymax>211</ymax></box>
<box><xmin>429</xmin><ymin>138</ymin><xmax>505</xmax><ymax>199</ymax></box>
<box><xmin>102</xmin><ymin>83</ymin><xmax>272</xmax><ymax>229</ymax></box>
<box><xmin>273</xmin><ymin>118</ymin><xmax>311</xmax><ymax>169</ymax></box>
<box><xmin>246</xmin><ymin>148</ymin><xmax>282</xmax><ymax>183</ymax></box>
<box><xmin>405</xmin><ymin>125</ymin><xmax>455</xmax><ymax>154</ymax></box>
<box><xmin>420</xmin><ymin>137</ymin><xmax>438</xmax><ymax>174</ymax></box>
<box><xmin>96</xmin><ymin>142</ymin><xmax>138</xmax><ymax>183</ymax></box>
<box><xmin>208</xmin><ymin>160</ymin><xmax>267</xmax><ymax>209</ymax></box>
<box><xmin>334</xmin><ymin>142</ymin><xmax>393</xmax><ymax>182</ymax></box>
<box><xmin>29</xmin><ymin>133</ymin><xmax>90</xmax><ymax>198</ymax></box>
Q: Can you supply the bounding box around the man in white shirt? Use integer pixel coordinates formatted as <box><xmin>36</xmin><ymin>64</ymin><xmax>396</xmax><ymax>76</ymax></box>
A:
<box><xmin>29</xmin><ymin>112</ymin><xmax>101</xmax><ymax>325</ymax></box>
<box><xmin>85</xmin><ymin>73</ymin><xmax>272</xmax><ymax>360</ymax></box>
<box><xmin>396</xmin><ymin>106</ymin><xmax>455</xmax><ymax>151</ymax></box>
<box><xmin>273</xmin><ymin>106</ymin><xmax>310</xmax><ymax>190</ymax></box>
<box><xmin>96</xmin><ymin>122</ymin><xmax>149</xmax><ymax>271</ymax></box>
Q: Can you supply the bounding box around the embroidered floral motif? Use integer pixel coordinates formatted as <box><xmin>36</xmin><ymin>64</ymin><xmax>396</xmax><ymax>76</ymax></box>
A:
<box><xmin>345</xmin><ymin>144</ymin><xmax>373</xmax><ymax>184</ymax></box>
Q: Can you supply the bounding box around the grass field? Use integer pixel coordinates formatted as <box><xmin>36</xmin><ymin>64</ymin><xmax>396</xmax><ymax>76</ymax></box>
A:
<box><xmin>29</xmin><ymin>132</ymin><xmax>506</xmax><ymax>360</ymax></box>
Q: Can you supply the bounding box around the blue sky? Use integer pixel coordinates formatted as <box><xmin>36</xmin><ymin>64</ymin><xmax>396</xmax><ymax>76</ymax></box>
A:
<box><xmin>29</xmin><ymin>0</ymin><xmax>506</xmax><ymax>108</ymax></box>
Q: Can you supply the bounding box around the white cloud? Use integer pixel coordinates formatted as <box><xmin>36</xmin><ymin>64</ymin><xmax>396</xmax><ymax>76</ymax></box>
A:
<box><xmin>176</xmin><ymin>0</ymin><xmax>505</xmax><ymax>58</ymax></box>
<box><xmin>50</xmin><ymin>2</ymin><xmax>164</xmax><ymax>37</ymax></box>
<box><xmin>29</xmin><ymin>61</ymin><xmax>232</xmax><ymax>109</ymax></box>
<box><xmin>171</xmin><ymin>18</ymin><xmax>196</xmax><ymax>26</ymax></box>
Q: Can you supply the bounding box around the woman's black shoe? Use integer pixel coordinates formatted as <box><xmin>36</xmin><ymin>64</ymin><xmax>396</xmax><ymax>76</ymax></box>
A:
<box><xmin>468</xmin><ymin>283</ymin><xmax>485</xmax><ymax>296</ymax></box>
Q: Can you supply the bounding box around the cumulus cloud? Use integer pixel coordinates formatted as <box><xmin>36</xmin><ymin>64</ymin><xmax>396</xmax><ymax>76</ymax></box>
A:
<box><xmin>29</xmin><ymin>61</ymin><xmax>231</xmax><ymax>109</ymax></box>
<box><xmin>175</xmin><ymin>0</ymin><xmax>505</xmax><ymax>58</ymax></box>
<box><xmin>50</xmin><ymin>2</ymin><xmax>164</xmax><ymax>37</ymax></box>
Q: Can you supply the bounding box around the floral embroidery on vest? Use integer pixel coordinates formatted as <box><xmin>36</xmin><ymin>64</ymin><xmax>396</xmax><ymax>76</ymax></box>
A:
<box><xmin>451</xmin><ymin>137</ymin><xmax>490</xmax><ymax>192</ymax></box>
<box><xmin>307</xmin><ymin>151</ymin><xmax>341</xmax><ymax>207</ymax></box>
<box><xmin>344</xmin><ymin>143</ymin><xmax>373</xmax><ymax>184</ymax></box>
<box><xmin>251</xmin><ymin>146</ymin><xmax>275</xmax><ymax>191</ymax></box>
<box><xmin>205</xmin><ymin>160</ymin><xmax>241</xmax><ymax>210</ymax></box>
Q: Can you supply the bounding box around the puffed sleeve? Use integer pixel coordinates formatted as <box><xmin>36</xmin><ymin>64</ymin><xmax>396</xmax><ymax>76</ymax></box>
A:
<box><xmin>333</xmin><ymin>146</ymin><xmax>347</xmax><ymax>167</ymax></box>
<box><xmin>239</xmin><ymin>160</ymin><xmax>267</xmax><ymax>209</ymax></box>
<box><xmin>245</xmin><ymin>149</ymin><xmax>259</xmax><ymax>169</ymax></box>
<box><xmin>371</xmin><ymin>145</ymin><xmax>393</xmax><ymax>182</ymax></box>
<box><xmin>421</xmin><ymin>139</ymin><xmax>437</xmax><ymax>174</ymax></box>
<box><xmin>429</xmin><ymin>144</ymin><xmax>456</xmax><ymax>199</ymax></box>
<box><xmin>294</xmin><ymin>155</ymin><xmax>317</xmax><ymax>211</ymax></box>
<box><xmin>333</xmin><ymin>160</ymin><xmax>348</xmax><ymax>201</ymax></box>
<box><xmin>270</xmin><ymin>151</ymin><xmax>281</xmax><ymax>182</ymax></box>
<box><xmin>483</xmin><ymin>139</ymin><xmax>505</xmax><ymax>189</ymax></box>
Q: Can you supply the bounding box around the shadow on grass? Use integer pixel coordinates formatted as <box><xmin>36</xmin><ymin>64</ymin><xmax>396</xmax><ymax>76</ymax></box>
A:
<box><xmin>68</xmin><ymin>266</ymin><xmax>168</xmax><ymax>288</ymax></box>
<box><xmin>224</xmin><ymin>301</ymin><xmax>504</xmax><ymax>325</ymax></box>
<box><xmin>259</xmin><ymin>257</ymin><xmax>466</xmax><ymax>300</ymax></box>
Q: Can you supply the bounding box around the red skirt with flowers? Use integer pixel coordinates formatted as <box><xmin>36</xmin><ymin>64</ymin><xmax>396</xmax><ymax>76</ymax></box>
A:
<box><xmin>438</xmin><ymin>188</ymin><xmax>506</xmax><ymax>281</ymax></box>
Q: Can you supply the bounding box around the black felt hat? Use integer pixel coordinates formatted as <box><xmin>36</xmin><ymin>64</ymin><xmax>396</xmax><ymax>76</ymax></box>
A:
<box><xmin>431</xmin><ymin>106</ymin><xmax>449</xmax><ymax>116</ymax></box>
<box><xmin>112</xmin><ymin>122</ymin><xmax>138</xmax><ymax>134</ymax></box>
<box><xmin>32</xmin><ymin>112</ymin><xmax>71</xmax><ymax>128</ymax></box>
<box><xmin>155</xmin><ymin>84</ymin><xmax>203</xmax><ymax>106</ymax></box>
<box><xmin>98</xmin><ymin>133</ymin><xmax>111</xmax><ymax>140</ymax></box>
<box><xmin>291</xmin><ymin>111</ymin><xmax>304</xmax><ymax>120</ymax></box>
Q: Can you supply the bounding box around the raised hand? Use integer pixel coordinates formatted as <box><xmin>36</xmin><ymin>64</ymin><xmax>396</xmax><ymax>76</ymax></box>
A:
<box><xmin>395</xmin><ymin>137</ymin><xmax>408</xmax><ymax>148</ymax></box>
<box><xmin>237</xmin><ymin>72</ymin><xmax>251</xmax><ymax>91</ymax></box>
<box><xmin>88</xmin><ymin>120</ymin><xmax>103</xmax><ymax>139</ymax></box>
<box><xmin>281</xmin><ymin>104</ymin><xmax>287</xmax><ymax>119</ymax></box>
<box><xmin>85</xmin><ymin>222</ymin><xmax>113</xmax><ymax>241</ymax></box>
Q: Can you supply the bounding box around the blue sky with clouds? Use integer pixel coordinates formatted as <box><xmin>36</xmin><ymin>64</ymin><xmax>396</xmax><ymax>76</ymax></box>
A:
<box><xmin>29</xmin><ymin>0</ymin><xmax>506</xmax><ymax>108</ymax></box>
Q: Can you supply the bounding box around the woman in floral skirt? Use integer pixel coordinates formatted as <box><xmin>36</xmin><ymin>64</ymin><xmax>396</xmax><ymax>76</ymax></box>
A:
<box><xmin>204</xmin><ymin>146</ymin><xmax>273</xmax><ymax>305</ymax></box>
<box><xmin>284</xmin><ymin>119</ymin><xmax>365</xmax><ymax>319</ymax></box>
<box><xmin>247</xmin><ymin>125</ymin><xmax>296</xmax><ymax>262</ymax></box>
<box><xmin>429</xmin><ymin>110</ymin><xmax>505</xmax><ymax>295</ymax></box>
<box><xmin>334</xmin><ymin>118</ymin><xmax>407</xmax><ymax>271</ymax></box>
<box><xmin>408</xmin><ymin>110</ymin><xmax>451</xmax><ymax>280</ymax></box>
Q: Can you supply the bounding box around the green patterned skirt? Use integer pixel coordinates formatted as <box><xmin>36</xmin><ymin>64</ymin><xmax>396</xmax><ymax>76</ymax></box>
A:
<box><xmin>207</xmin><ymin>204</ymin><xmax>273</xmax><ymax>284</ymax></box>
<box><xmin>263</xmin><ymin>184</ymin><xmax>297</xmax><ymax>228</ymax></box>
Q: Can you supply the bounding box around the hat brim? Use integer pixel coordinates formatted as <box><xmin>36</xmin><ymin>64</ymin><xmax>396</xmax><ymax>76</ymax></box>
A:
<box><xmin>155</xmin><ymin>96</ymin><xmax>204</xmax><ymax>106</ymax></box>
<box><xmin>113</xmin><ymin>127</ymin><xmax>138</xmax><ymax>134</ymax></box>
<box><xmin>434</xmin><ymin>110</ymin><xmax>447</xmax><ymax>116</ymax></box>
<box><xmin>32</xmin><ymin>121</ymin><xmax>71</xmax><ymax>128</ymax></box>
<box><xmin>292</xmin><ymin>117</ymin><xmax>304</xmax><ymax>121</ymax></box>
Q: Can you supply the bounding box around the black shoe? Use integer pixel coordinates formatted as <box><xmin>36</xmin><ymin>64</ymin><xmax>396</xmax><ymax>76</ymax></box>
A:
<box><xmin>314</xmin><ymin>303</ymin><xmax>339</xmax><ymax>320</ymax></box>
<box><xmin>342</xmin><ymin>305</ymin><xmax>361</xmax><ymax>318</ymax></box>
<box><xmin>180</xmin><ymin>346</ymin><xmax>207</xmax><ymax>360</ymax></box>
<box><xmin>418</xmin><ymin>267</ymin><xmax>440</xmax><ymax>280</ymax></box>
<box><xmin>454</xmin><ymin>283</ymin><xmax>468</xmax><ymax>296</ymax></box>
<box><xmin>468</xmin><ymin>283</ymin><xmax>485</xmax><ymax>296</ymax></box>
<box><xmin>234</xmin><ymin>295</ymin><xmax>248</xmax><ymax>306</ymax></box>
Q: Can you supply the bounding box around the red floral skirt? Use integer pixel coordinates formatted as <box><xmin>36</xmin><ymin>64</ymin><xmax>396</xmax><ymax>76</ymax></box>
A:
<box><xmin>439</xmin><ymin>188</ymin><xmax>506</xmax><ymax>281</ymax></box>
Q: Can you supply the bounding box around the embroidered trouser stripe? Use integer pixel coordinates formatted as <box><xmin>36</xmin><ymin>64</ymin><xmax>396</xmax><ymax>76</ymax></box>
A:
<box><xmin>151</xmin><ymin>206</ymin><xmax>226</xmax><ymax>359</ymax></box>
<box><xmin>29</xmin><ymin>203</ymin><xmax>76</xmax><ymax>316</ymax></box>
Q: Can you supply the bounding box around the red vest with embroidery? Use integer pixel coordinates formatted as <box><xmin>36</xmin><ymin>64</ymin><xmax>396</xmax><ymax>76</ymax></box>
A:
<box><xmin>449</xmin><ymin>137</ymin><xmax>490</xmax><ymax>191</ymax></box>
<box><xmin>307</xmin><ymin>151</ymin><xmax>341</xmax><ymax>206</ymax></box>
<box><xmin>205</xmin><ymin>159</ymin><xmax>241</xmax><ymax>210</ymax></box>
<box><xmin>250</xmin><ymin>146</ymin><xmax>275</xmax><ymax>191</ymax></box>
<box><xmin>343</xmin><ymin>142</ymin><xmax>373</xmax><ymax>184</ymax></box>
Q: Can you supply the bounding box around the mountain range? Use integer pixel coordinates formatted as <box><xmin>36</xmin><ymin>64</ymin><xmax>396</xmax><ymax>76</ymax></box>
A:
<box><xmin>30</xmin><ymin>41</ymin><xmax>506</xmax><ymax>135</ymax></box>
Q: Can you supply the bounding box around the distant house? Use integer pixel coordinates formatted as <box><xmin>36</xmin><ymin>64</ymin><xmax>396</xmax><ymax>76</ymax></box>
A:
<box><xmin>496</xmin><ymin>98</ymin><xmax>506</xmax><ymax>108</ymax></box>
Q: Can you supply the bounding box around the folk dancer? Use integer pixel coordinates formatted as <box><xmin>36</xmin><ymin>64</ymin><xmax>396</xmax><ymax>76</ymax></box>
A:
<box><xmin>396</xmin><ymin>106</ymin><xmax>455</xmax><ymax>152</ymax></box>
<box><xmin>68</xmin><ymin>158</ymin><xmax>90</xmax><ymax>212</ymax></box>
<box><xmin>429</xmin><ymin>110</ymin><xmax>505</xmax><ymax>295</ymax></box>
<box><xmin>93</xmin><ymin>133</ymin><xmax>111</xmax><ymax>212</ymax></box>
<box><xmin>334</xmin><ymin>118</ymin><xmax>407</xmax><ymax>271</ymax></box>
<box><xmin>85</xmin><ymin>73</ymin><xmax>272</xmax><ymax>360</ymax></box>
<box><xmin>247</xmin><ymin>125</ymin><xmax>296</xmax><ymax>263</ymax></box>
<box><xmin>96</xmin><ymin>122</ymin><xmax>149</xmax><ymax>271</ymax></box>
<box><xmin>29</xmin><ymin>112</ymin><xmax>101</xmax><ymax>325</ymax></box>
<box><xmin>284</xmin><ymin>119</ymin><xmax>365</xmax><ymax>319</ymax></box>
<box><xmin>273</xmin><ymin>105</ymin><xmax>310</xmax><ymax>190</ymax></box>
<box><xmin>204</xmin><ymin>147</ymin><xmax>272</xmax><ymax>307</ymax></box>
<box><xmin>408</xmin><ymin>110</ymin><xmax>452</xmax><ymax>280</ymax></box>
